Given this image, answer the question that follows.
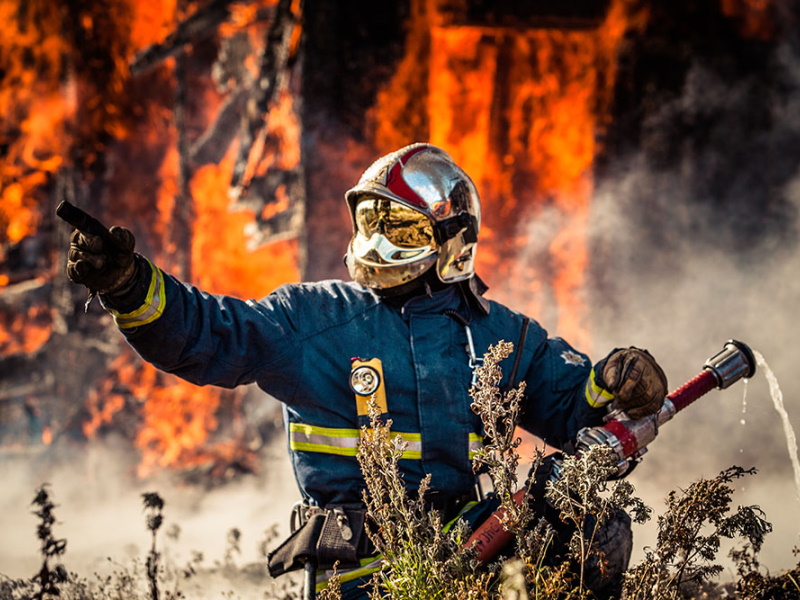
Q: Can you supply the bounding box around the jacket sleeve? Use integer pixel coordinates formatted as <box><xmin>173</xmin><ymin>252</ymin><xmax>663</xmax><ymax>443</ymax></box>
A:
<box><xmin>517</xmin><ymin>335</ymin><xmax>607</xmax><ymax>449</ymax></box>
<box><xmin>100</xmin><ymin>258</ymin><xmax>303</xmax><ymax>399</ymax></box>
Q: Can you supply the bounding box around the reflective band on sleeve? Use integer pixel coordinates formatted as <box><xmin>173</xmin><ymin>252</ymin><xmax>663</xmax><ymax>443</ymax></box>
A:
<box><xmin>585</xmin><ymin>368</ymin><xmax>614</xmax><ymax>408</ymax></box>
<box><xmin>108</xmin><ymin>259</ymin><xmax>166</xmax><ymax>330</ymax></box>
<box><xmin>289</xmin><ymin>423</ymin><xmax>423</xmax><ymax>459</ymax></box>
<box><xmin>468</xmin><ymin>432</ymin><xmax>484</xmax><ymax>459</ymax></box>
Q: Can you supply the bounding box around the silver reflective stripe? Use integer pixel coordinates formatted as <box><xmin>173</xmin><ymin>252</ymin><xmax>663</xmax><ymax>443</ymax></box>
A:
<box><xmin>395</xmin><ymin>433</ymin><xmax>422</xmax><ymax>459</ymax></box>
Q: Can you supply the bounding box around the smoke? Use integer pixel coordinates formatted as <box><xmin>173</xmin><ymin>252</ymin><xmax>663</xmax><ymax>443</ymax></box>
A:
<box><xmin>573</xmin><ymin>38</ymin><xmax>800</xmax><ymax>571</ymax></box>
<box><xmin>0</xmin><ymin>429</ymin><xmax>299</xmax><ymax>592</ymax></box>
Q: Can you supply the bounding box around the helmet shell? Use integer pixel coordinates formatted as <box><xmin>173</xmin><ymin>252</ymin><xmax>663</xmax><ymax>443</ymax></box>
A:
<box><xmin>344</xmin><ymin>143</ymin><xmax>481</xmax><ymax>289</ymax></box>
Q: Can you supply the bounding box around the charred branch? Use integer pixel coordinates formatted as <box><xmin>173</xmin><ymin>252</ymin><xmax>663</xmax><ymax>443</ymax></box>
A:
<box><xmin>229</xmin><ymin>0</ymin><xmax>297</xmax><ymax>198</ymax></box>
<box><xmin>238</xmin><ymin>168</ymin><xmax>303</xmax><ymax>244</ymax></box>
<box><xmin>130</xmin><ymin>0</ymin><xmax>275</xmax><ymax>76</ymax></box>
<box><xmin>189</xmin><ymin>88</ymin><xmax>249</xmax><ymax>166</ymax></box>
<box><xmin>247</xmin><ymin>204</ymin><xmax>303</xmax><ymax>245</ymax></box>
<box><xmin>170</xmin><ymin>54</ymin><xmax>194</xmax><ymax>281</ymax></box>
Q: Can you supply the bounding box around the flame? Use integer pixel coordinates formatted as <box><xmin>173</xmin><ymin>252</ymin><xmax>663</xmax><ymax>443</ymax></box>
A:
<box><xmin>0</xmin><ymin>300</ymin><xmax>53</xmax><ymax>355</ymax></box>
<box><xmin>84</xmin><ymin>349</ymin><xmax>256</xmax><ymax>479</ymax></box>
<box><xmin>120</xmin><ymin>1</ymin><xmax>300</xmax><ymax>475</ymax></box>
<box><xmin>6</xmin><ymin>0</ymin><xmax>772</xmax><ymax>477</ymax></box>
<box><xmin>719</xmin><ymin>0</ymin><xmax>776</xmax><ymax>39</ymax></box>
<box><xmin>0</xmin><ymin>0</ymin><xmax>299</xmax><ymax>475</ymax></box>
<box><xmin>0</xmin><ymin>1</ymin><xmax>73</xmax><ymax>248</ymax></box>
<box><xmin>191</xmin><ymin>154</ymin><xmax>300</xmax><ymax>297</ymax></box>
<box><xmin>135</xmin><ymin>368</ymin><xmax>225</xmax><ymax>478</ymax></box>
<box><xmin>370</xmin><ymin>0</ymin><xmax>647</xmax><ymax>350</ymax></box>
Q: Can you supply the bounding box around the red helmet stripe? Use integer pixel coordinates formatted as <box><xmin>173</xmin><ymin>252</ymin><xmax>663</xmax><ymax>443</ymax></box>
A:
<box><xmin>385</xmin><ymin>146</ymin><xmax>429</xmax><ymax>208</ymax></box>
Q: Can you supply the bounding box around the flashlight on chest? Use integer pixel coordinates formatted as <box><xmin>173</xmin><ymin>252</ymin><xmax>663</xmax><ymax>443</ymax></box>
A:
<box><xmin>350</xmin><ymin>357</ymin><xmax>388</xmax><ymax>418</ymax></box>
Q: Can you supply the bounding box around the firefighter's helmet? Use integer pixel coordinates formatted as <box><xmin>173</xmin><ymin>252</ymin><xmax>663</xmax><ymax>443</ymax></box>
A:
<box><xmin>344</xmin><ymin>143</ymin><xmax>481</xmax><ymax>290</ymax></box>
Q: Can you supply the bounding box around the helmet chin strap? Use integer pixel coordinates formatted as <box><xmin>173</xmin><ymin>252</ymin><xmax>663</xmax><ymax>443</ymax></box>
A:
<box><xmin>371</xmin><ymin>266</ymin><xmax>449</xmax><ymax>300</ymax></box>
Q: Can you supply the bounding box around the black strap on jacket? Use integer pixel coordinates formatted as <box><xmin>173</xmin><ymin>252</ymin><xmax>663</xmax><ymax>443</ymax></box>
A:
<box><xmin>502</xmin><ymin>317</ymin><xmax>530</xmax><ymax>394</ymax></box>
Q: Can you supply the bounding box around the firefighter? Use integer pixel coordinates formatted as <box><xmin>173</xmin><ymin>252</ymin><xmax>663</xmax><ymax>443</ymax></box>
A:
<box><xmin>64</xmin><ymin>143</ymin><xmax>667</xmax><ymax>599</ymax></box>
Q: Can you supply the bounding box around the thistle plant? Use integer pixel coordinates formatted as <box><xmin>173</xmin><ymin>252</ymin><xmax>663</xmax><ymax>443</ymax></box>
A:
<box><xmin>31</xmin><ymin>484</ymin><xmax>68</xmax><ymax>600</ymax></box>
<box><xmin>469</xmin><ymin>340</ymin><xmax>533</xmax><ymax>532</ymax></box>
<box><xmin>223</xmin><ymin>528</ymin><xmax>242</xmax><ymax>570</ymax></box>
<box><xmin>544</xmin><ymin>445</ymin><xmax>651</xmax><ymax>598</ymax></box>
<box><xmin>356</xmin><ymin>399</ymin><xmax>494</xmax><ymax>600</ymax></box>
<box><xmin>623</xmin><ymin>466</ymin><xmax>772</xmax><ymax>600</ymax></box>
<box><xmin>731</xmin><ymin>543</ymin><xmax>800</xmax><ymax>600</ymax></box>
<box><xmin>141</xmin><ymin>492</ymin><xmax>165</xmax><ymax>600</ymax></box>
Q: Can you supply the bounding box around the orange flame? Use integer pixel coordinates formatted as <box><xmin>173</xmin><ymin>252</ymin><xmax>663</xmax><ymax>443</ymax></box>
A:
<box><xmin>368</xmin><ymin>0</ymin><xmax>649</xmax><ymax>456</ymax></box>
<box><xmin>719</xmin><ymin>0</ymin><xmax>775</xmax><ymax>39</ymax></box>
<box><xmin>370</xmin><ymin>0</ymin><xmax>648</xmax><ymax>350</ymax></box>
<box><xmin>0</xmin><ymin>0</ymin><xmax>299</xmax><ymax>475</ymax></box>
<box><xmin>119</xmin><ymin>1</ymin><xmax>300</xmax><ymax>474</ymax></box>
<box><xmin>0</xmin><ymin>1</ymin><xmax>73</xmax><ymax>247</ymax></box>
<box><xmin>0</xmin><ymin>301</ymin><xmax>53</xmax><ymax>356</ymax></box>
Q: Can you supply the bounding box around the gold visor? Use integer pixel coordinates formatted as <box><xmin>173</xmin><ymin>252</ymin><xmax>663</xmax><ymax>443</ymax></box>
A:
<box><xmin>354</xmin><ymin>198</ymin><xmax>435</xmax><ymax>249</ymax></box>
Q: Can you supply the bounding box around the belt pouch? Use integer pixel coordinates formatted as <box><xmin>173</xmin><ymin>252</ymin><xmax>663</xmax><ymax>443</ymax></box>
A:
<box><xmin>267</xmin><ymin>513</ymin><xmax>326</xmax><ymax>577</ymax></box>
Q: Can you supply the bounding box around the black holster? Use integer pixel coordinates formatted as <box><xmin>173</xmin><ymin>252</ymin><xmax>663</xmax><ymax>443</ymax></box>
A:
<box><xmin>267</xmin><ymin>504</ymin><xmax>373</xmax><ymax>578</ymax></box>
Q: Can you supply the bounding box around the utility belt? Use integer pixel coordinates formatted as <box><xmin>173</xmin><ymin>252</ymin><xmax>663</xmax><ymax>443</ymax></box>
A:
<box><xmin>267</xmin><ymin>492</ymin><xmax>478</xmax><ymax>579</ymax></box>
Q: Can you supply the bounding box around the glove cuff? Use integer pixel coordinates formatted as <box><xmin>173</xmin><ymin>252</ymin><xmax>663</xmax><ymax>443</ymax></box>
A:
<box><xmin>584</xmin><ymin>356</ymin><xmax>618</xmax><ymax>408</ymax></box>
<box><xmin>100</xmin><ymin>255</ymin><xmax>147</xmax><ymax>307</ymax></box>
<box><xmin>100</xmin><ymin>256</ymin><xmax>167</xmax><ymax>330</ymax></box>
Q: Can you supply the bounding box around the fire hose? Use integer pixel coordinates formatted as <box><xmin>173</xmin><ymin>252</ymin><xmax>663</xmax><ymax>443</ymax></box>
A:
<box><xmin>465</xmin><ymin>339</ymin><xmax>757</xmax><ymax>564</ymax></box>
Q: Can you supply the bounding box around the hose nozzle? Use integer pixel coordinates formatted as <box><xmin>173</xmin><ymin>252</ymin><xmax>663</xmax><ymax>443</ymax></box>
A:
<box><xmin>704</xmin><ymin>339</ymin><xmax>757</xmax><ymax>389</ymax></box>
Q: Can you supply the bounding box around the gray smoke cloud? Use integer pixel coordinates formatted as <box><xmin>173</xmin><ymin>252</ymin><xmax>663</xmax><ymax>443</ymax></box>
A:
<box><xmin>581</xmin><ymin>42</ymin><xmax>800</xmax><ymax>572</ymax></box>
<box><xmin>0</xmin><ymin>430</ymin><xmax>300</xmax><ymax>595</ymax></box>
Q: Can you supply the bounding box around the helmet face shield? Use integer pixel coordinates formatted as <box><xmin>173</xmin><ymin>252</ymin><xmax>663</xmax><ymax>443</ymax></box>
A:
<box><xmin>348</xmin><ymin>197</ymin><xmax>439</xmax><ymax>288</ymax></box>
<box><xmin>354</xmin><ymin>198</ymin><xmax>436</xmax><ymax>251</ymax></box>
<box><xmin>345</xmin><ymin>143</ymin><xmax>481</xmax><ymax>290</ymax></box>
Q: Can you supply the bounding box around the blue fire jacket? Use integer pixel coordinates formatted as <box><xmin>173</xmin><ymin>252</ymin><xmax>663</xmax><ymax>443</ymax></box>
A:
<box><xmin>105</xmin><ymin>259</ymin><xmax>607</xmax><ymax>508</ymax></box>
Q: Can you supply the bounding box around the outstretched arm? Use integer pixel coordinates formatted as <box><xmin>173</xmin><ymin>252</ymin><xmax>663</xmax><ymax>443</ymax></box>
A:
<box><xmin>60</xmin><ymin>203</ymin><xmax>302</xmax><ymax>395</ymax></box>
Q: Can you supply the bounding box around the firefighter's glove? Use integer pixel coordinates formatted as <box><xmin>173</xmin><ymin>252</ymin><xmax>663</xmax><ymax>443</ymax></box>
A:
<box><xmin>67</xmin><ymin>226</ymin><xmax>137</xmax><ymax>294</ymax></box>
<box><xmin>600</xmin><ymin>347</ymin><xmax>668</xmax><ymax>420</ymax></box>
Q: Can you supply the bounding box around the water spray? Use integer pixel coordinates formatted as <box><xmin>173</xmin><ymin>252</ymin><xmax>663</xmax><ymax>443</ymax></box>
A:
<box><xmin>466</xmin><ymin>339</ymin><xmax>757</xmax><ymax>564</ymax></box>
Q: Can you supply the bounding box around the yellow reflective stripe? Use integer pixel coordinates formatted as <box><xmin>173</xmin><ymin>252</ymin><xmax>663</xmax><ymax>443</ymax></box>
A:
<box><xmin>468</xmin><ymin>433</ymin><xmax>484</xmax><ymax>459</ymax></box>
<box><xmin>290</xmin><ymin>423</ymin><xmax>361</xmax><ymax>438</ymax></box>
<box><xmin>316</xmin><ymin>555</ymin><xmax>384</xmax><ymax>591</ymax></box>
<box><xmin>585</xmin><ymin>368</ymin><xmax>614</xmax><ymax>408</ymax></box>
<box><xmin>108</xmin><ymin>259</ymin><xmax>166</xmax><ymax>330</ymax></box>
<box><xmin>289</xmin><ymin>424</ymin><xmax>423</xmax><ymax>459</ymax></box>
<box><xmin>289</xmin><ymin>423</ymin><xmax>360</xmax><ymax>456</ymax></box>
<box><xmin>291</xmin><ymin>442</ymin><xmax>358</xmax><ymax>456</ymax></box>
